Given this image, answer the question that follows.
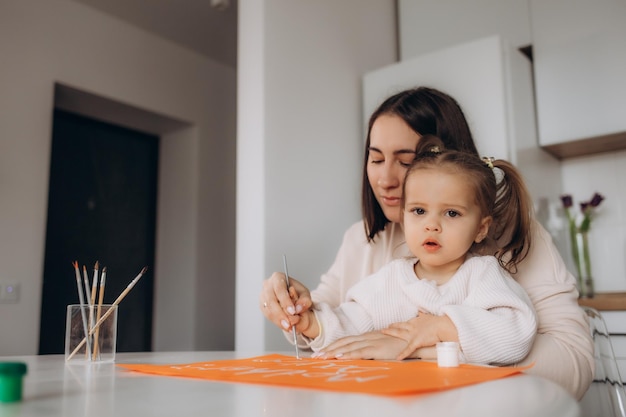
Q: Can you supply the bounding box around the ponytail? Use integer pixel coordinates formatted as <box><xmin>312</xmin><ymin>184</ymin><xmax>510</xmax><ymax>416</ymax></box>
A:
<box><xmin>489</xmin><ymin>159</ymin><xmax>533</xmax><ymax>273</ymax></box>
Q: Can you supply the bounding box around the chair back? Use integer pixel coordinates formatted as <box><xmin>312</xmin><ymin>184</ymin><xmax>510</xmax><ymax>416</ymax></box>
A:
<box><xmin>580</xmin><ymin>306</ymin><xmax>626</xmax><ymax>417</ymax></box>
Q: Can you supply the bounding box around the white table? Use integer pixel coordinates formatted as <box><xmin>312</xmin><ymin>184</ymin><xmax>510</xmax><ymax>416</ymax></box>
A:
<box><xmin>0</xmin><ymin>351</ymin><xmax>580</xmax><ymax>417</ymax></box>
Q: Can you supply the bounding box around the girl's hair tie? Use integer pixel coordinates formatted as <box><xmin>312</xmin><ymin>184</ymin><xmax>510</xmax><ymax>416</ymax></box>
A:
<box><xmin>482</xmin><ymin>156</ymin><xmax>495</xmax><ymax>169</ymax></box>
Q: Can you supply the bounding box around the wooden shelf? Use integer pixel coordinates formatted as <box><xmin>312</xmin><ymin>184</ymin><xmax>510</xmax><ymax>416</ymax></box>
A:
<box><xmin>541</xmin><ymin>131</ymin><xmax>626</xmax><ymax>160</ymax></box>
<box><xmin>578</xmin><ymin>292</ymin><xmax>626</xmax><ymax>311</ymax></box>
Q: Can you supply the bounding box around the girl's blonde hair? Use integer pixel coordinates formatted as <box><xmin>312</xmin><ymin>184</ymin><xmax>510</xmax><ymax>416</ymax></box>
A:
<box><xmin>402</xmin><ymin>135</ymin><xmax>534</xmax><ymax>274</ymax></box>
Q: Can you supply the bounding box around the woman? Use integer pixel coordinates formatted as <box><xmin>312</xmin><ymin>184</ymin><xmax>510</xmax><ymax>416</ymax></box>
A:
<box><xmin>260</xmin><ymin>87</ymin><xmax>594</xmax><ymax>399</ymax></box>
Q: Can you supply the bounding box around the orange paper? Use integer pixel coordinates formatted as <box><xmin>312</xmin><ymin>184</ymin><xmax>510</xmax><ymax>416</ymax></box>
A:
<box><xmin>118</xmin><ymin>354</ymin><xmax>532</xmax><ymax>396</ymax></box>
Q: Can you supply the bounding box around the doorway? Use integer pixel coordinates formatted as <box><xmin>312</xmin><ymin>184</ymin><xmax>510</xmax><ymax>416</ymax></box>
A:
<box><xmin>38</xmin><ymin>109</ymin><xmax>158</xmax><ymax>354</ymax></box>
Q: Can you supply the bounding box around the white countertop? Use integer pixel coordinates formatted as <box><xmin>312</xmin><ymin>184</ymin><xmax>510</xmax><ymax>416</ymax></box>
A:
<box><xmin>0</xmin><ymin>351</ymin><xmax>580</xmax><ymax>417</ymax></box>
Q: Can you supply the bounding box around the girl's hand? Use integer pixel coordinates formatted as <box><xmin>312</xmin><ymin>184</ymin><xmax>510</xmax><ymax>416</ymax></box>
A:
<box><xmin>295</xmin><ymin>310</ymin><xmax>319</xmax><ymax>338</ymax></box>
<box><xmin>381</xmin><ymin>312</ymin><xmax>458</xmax><ymax>360</ymax></box>
<box><xmin>312</xmin><ymin>331</ymin><xmax>411</xmax><ymax>360</ymax></box>
<box><xmin>259</xmin><ymin>272</ymin><xmax>312</xmax><ymax>331</ymax></box>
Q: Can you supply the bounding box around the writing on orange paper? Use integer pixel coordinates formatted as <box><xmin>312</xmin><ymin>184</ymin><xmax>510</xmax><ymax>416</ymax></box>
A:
<box><xmin>118</xmin><ymin>354</ymin><xmax>532</xmax><ymax>396</ymax></box>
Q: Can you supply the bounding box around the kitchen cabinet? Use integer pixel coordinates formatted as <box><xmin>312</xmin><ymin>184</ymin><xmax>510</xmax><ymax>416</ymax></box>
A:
<box><xmin>362</xmin><ymin>35</ymin><xmax>561</xmax><ymax>201</ymax></box>
<box><xmin>530</xmin><ymin>0</ymin><xmax>626</xmax><ymax>159</ymax></box>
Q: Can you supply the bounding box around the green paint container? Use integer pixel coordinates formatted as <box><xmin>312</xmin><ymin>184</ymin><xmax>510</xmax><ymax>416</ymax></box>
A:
<box><xmin>0</xmin><ymin>362</ymin><xmax>27</xmax><ymax>403</ymax></box>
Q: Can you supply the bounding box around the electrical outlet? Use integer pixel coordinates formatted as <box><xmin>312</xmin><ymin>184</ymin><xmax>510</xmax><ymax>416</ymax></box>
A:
<box><xmin>0</xmin><ymin>282</ymin><xmax>20</xmax><ymax>303</ymax></box>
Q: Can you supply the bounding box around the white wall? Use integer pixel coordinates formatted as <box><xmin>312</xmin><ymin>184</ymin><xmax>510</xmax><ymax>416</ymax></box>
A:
<box><xmin>398</xmin><ymin>0</ymin><xmax>626</xmax><ymax>292</ymax></box>
<box><xmin>398</xmin><ymin>0</ymin><xmax>533</xmax><ymax>57</ymax></box>
<box><xmin>236</xmin><ymin>0</ymin><xmax>397</xmax><ymax>352</ymax></box>
<box><xmin>0</xmin><ymin>0</ymin><xmax>236</xmax><ymax>355</ymax></box>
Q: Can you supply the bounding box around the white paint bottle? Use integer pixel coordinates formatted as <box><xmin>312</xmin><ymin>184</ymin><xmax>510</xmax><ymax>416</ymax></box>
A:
<box><xmin>436</xmin><ymin>342</ymin><xmax>460</xmax><ymax>367</ymax></box>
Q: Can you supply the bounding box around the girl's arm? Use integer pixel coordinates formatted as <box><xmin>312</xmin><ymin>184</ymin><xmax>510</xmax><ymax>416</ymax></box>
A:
<box><xmin>294</xmin><ymin>310</ymin><xmax>318</xmax><ymax>339</ymax></box>
<box><xmin>301</xmin><ymin>291</ymin><xmax>378</xmax><ymax>352</ymax></box>
<box><xmin>382</xmin><ymin>313</ymin><xmax>458</xmax><ymax>360</ymax></box>
<box><xmin>290</xmin><ymin>221</ymin><xmax>404</xmax><ymax>347</ymax></box>
<box><xmin>301</xmin><ymin>261</ymin><xmax>416</xmax><ymax>353</ymax></box>
<box><xmin>384</xmin><ymin>257</ymin><xmax>537</xmax><ymax>365</ymax></box>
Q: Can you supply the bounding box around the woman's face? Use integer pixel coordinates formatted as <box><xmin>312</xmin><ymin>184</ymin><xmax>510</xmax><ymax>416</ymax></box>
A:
<box><xmin>367</xmin><ymin>114</ymin><xmax>421</xmax><ymax>224</ymax></box>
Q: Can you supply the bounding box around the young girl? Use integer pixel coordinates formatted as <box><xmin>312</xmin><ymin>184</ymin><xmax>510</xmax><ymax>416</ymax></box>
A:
<box><xmin>293</xmin><ymin>136</ymin><xmax>537</xmax><ymax>365</ymax></box>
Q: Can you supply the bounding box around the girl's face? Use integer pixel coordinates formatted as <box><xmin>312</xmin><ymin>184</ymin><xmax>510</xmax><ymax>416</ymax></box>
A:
<box><xmin>367</xmin><ymin>114</ymin><xmax>421</xmax><ymax>224</ymax></box>
<box><xmin>403</xmin><ymin>168</ymin><xmax>491</xmax><ymax>278</ymax></box>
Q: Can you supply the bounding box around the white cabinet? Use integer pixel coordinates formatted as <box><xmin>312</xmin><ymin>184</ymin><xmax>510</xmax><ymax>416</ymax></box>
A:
<box><xmin>362</xmin><ymin>35</ymin><xmax>561</xmax><ymax>201</ymax></box>
<box><xmin>530</xmin><ymin>0</ymin><xmax>626</xmax><ymax>159</ymax></box>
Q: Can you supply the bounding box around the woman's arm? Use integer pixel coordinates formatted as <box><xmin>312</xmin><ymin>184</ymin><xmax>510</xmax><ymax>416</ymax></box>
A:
<box><xmin>512</xmin><ymin>221</ymin><xmax>594</xmax><ymax>400</ymax></box>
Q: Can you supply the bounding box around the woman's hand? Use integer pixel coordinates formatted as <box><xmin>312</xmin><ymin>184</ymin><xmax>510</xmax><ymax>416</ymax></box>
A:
<box><xmin>259</xmin><ymin>272</ymin><xmax>313</xmax><ymax>331</ymax></box>
<box><xmin>382</xmin><ymin>313</ymin><xmax>458</xmax><ymax>360</ymax></box>
<box><xmin>312</xmin><ymin>331</ymin><xmax>412</xmax><ymax>360</ymax></box>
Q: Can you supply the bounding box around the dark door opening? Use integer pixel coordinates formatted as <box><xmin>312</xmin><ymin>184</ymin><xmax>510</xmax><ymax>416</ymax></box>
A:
<box><xmin>39</xmin><ymin>109</ymin><xmax>158</xmax><ymax>354</ymax></box>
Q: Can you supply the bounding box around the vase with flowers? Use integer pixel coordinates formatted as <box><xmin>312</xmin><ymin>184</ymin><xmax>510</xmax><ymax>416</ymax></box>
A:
<box><xmin>560</xmin><ymin>192</ymin><xmax>605</xmax><ymax>298</ymax></box>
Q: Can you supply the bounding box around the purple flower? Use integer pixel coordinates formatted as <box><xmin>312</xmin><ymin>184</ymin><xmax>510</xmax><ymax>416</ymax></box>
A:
<box><xmin>580</xmin><ymin>202</ymin><xmax>589</xmax><ymax>214</ymax></box>
<box><xmin>560</xmin><ymin>192</ymin><xmax>605</xmax><ymax>233</ymax></box>
<box><xmin>560</xmin><ymin>194</ymin><xmax>573</xmax><ymax>209</ymax></box>
<box><xmin>589</xmin><ymin>192</ymin><xmax>605</xmax><ymax>208</ymax></box>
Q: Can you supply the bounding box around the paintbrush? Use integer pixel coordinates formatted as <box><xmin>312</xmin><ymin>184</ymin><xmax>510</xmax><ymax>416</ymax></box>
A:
<box><xmin>72</xmin><ymin>261</ymin><xmax>92</xmax><ymax>358</ymax></box>
<box><xmin>90</xmin><ymin>261</ymin><xmax>99</xmax><ymax>308</ymax></box>
<box><xmin>82</xmin><ymin>265</ymin><xmax>92</xmax><ymax>309</ymax></box>
<box><xmin>92</xmin><ymin>266</ymin><xmax>107</xmax><ymax>360</ymax></box>
<box><xmin>283</xmin><ymin>254</ymin><xmax>300</xmax><ymax>359</ymax></box>
<box><xmin>82</xmin><ymin>264</ymin><xmax>94</xmax><ymax>358</ymax></box>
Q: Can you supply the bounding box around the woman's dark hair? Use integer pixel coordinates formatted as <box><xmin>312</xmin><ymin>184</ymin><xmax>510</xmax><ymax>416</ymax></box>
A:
<box><xmin>402</xmin><ymin>136</ymin><xmax>533</xmax><ymax>273</ymax></box>
<box><xmin>362</xmin><ymin>87</ymin><xmax>479</xmax><ymax>241</ymax></box>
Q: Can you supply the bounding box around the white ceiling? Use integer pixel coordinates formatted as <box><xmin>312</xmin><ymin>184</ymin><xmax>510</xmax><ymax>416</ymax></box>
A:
<box><xmin>71</xmin><ymin>0</ymin><xmax>238</xmax><ymax>68</ymax></box>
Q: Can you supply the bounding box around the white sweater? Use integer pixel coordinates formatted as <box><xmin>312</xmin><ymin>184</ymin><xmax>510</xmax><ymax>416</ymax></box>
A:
<box><xmin>306</xmin><ymin>256</ymin><xmax>537</xmax><ymax>365</ymax></box>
